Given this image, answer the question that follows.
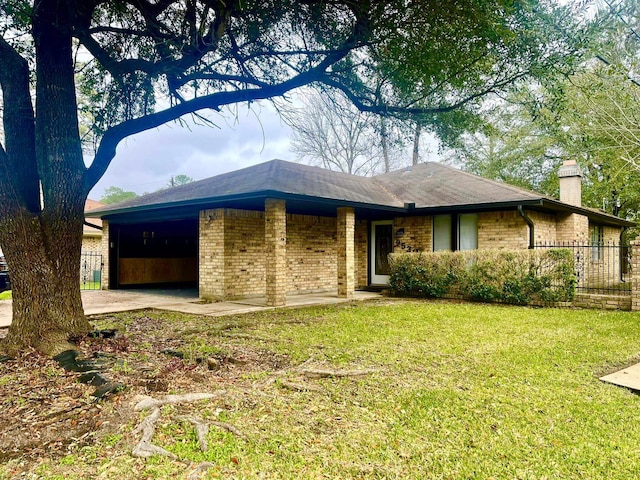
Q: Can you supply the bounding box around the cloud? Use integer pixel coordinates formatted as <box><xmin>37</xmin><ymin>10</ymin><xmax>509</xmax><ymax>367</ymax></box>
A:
<box><xmin>88</xmin><ymin>102</ymin><xmax>293</xmax><ymax>199</ymax></box>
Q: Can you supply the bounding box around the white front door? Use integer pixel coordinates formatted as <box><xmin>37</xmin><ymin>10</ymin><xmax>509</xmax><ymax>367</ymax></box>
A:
<box><xmin>370</xmin><ymin>220</ymin><xmax>393</xmax><ymax>285</ymax></box>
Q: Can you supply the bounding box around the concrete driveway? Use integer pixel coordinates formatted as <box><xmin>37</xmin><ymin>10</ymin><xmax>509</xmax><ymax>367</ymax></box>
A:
<box><xmin>0</xmin><ymin>289</ymin><xmax>382</xmax><ymax>328</ymax></box>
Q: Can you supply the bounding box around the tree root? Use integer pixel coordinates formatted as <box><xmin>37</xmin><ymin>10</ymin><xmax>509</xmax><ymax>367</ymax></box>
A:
<box><xmin>133</xmin><ymin>392</ymin><xmax>225</xmax><ymax>411</ymax></box>
<box><xmin>186</xmin><ymin>462</ymin><xmax>215</xmax><ymax>480</ymax></box>
<box><xmin>131</xmin><ymin>394</ymin><xmax>248</xmax><ymax>461</ymax></box>
<box><xmin>221</xmin><ymin>332</ymin><xmax>274</xmax><ymax>342</ymax></box>
<box><xmin>301</xmin><ymin>368</ymin><xmax>379</xmax><ymax>378</ymax></box>
<box><xmin>132</xmin><ymin>407</ymin><xmax>177</xmax><ymax>459</ymax></box>
<box><xmin>211</xmin><ymin>421</ymin><xmax>248</xmax><ymax>440</ymax></box>
<box><xmin>178</xmin><ymin>415</ymin><xmax>210</xmax><ymax>452</ymax></box>
<box><xmin>53</xmin><ymin>349</ymin><xmax>124</xmax><ymax>399</ymax></box>
<box><xmin>278</xmin><ymin>379</ymin><xmax>323</xmax><ymax>392</ymax></box>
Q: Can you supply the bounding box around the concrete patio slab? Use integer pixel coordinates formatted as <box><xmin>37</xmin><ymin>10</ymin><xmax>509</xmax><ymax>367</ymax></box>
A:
<box><xmin>600</xmin><ymin>363</ymin><xmax>640</xmax><ymax>392</ymax></box>
<box><xmin>0</xmin><ymin>289</ymin><xmax>383</xmax><ymax>328</ymax></box>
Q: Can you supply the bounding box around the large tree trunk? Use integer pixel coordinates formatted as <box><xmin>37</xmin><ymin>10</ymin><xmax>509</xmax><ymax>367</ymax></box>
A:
<box><xmin>1</xmin><ymin>209</ymin><xmax>89</xmax><ymax>356</ymax></box>
<box><xmin>0</xmin><ymin>0</ymin><xmax>92</xmax><ymax>356</ymax></box>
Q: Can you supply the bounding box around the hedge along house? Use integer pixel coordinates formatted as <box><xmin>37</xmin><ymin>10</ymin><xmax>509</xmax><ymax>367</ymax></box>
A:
<box><xmin>87</xmin><ymin>159</ymin><xmax>633</xmax><ymax>306</ymax></box>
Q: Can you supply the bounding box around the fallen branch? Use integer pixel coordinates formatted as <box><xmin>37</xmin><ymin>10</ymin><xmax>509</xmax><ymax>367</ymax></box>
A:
<box><xmin>132</xmin><ymin>407</ymin><xmax>176</xmax><ymax>459</ymax></box>
<box><xmin>301</xmin><ymin>368</ymin><xmax>379</xmax><ymax>379</ymax></box>
<box><xmin>178</xmin><ymin>415</ymin><xmax>210</xmax><ymax>452</ymax></box>
<box><xmin>133</xmin><ymin>392</ymin><xmax>225</xmax><ymax>411</ymax></box>
<box><xmin>211</xmin><ymin>421</ymin><xmax>248</xmax><ymax>440</ymax></box>
<box><xmin>255</xmin><ymin>358</ymin><xmax>315</xmax><ymax>389</ymax></box>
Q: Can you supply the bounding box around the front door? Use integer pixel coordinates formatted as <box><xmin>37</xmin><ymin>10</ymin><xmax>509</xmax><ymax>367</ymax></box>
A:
<box><xmin>370</xmin><ymin>220</ymin><xmax>393</xmax><ymax>285</ymax></box>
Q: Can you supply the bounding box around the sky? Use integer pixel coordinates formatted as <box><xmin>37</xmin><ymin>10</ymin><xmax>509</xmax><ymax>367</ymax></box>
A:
<box><xmin>88</xmin><ymin>101</ymin><xmax>295</xmax><ymax>199</ymax></box>
<box><xmin>87</xmin><ymin>99</ymin><xmax>444</xmax><ymax>201</ymax></box>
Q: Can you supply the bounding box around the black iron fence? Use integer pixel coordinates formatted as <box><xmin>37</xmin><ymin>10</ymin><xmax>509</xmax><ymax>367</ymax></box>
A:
<box><xmin>80</xmin><ymin>252</ymin><xmax>103</xmax><ymax>290</ymax></box>
<box><xmin>534</xmin><ymin>242</ymin><xmax>631</xmax><ymax>296</ymax></box>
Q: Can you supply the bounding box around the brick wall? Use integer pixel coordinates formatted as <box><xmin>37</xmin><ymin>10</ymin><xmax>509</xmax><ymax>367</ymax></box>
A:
<box><xmin>287</xmin><ymin>214</ymin><xmax>337</xmax><ymax>293</ymax></box>
<box><xmin>573</xmin><ymin>293</ymin><xmax>631</xmax><ymax>311</ymax></box>
<box><xmin>355</xmin><ymin>220</ymin><xmax>368</xmax><ymax>288</ymax></box>
<box><xmin>584</xmin><ymin>224</ymin><xmax>623</xmax><ymax>288</ymax></box>
<box><xmin>393</xmin><ymin>216</ymin><xmax>431</xmax><ymax>253</ymax></box>
<box><xmin>82</xmin><ymin>235</ymin><xmax>102</xmax><ymax>254</ymax></box>
<box><xmin>528</xmin><ymin>211</ymin><xmax>557</xmax><ymax>244</ymax></box>
<box><xmin>227</xmin><ymin>209</ymin><xmax>267</xmax><ymax>299</ymax></box>
<box><xmin>337</xmin><ymin>207</ymin><xmax>355</xmax><ymax>298</ymax></box>
<box><xmin>199</xmin><ymin>208</ymin><xmax>348</xmax><ymax>300</ymax></box>
<box><xmin>632</xmin><ymin>238</ymin><xmax>640</xmax><ymax>311</ymax></box>
<box><xmin>556</xmin><ymin>212</ymin><xmax>589</xmax><ymax>243</ymax></box>
<box><xmin>100</xmin><ymin>220</ymin><xmax>110</xmax><ymax>289</ymax></box>
<box><xmin>199</xmin><ymin>209</ymin><xmax>226</xmax><ymax>300</ymax></box>
<box><xmin>478</xmin><ymin>211</ymin><xmax>529</xmax><ymax>249</ymax></box>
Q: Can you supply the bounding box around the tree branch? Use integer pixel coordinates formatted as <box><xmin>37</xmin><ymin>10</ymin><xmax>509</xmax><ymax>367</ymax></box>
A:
<box><xmin>322</xmin><ymin>71</ymin><xmax>529</xmax><ymax>117</ymax></box>
<box><xmin>86</xmin><ymin>59</ymin><xmax>332</xmax><ymax>188</ymax></box>
<box><xmin>85</xmin><ymin>7</ymin><xmax>371</xmax><ymax>189</ymax></box>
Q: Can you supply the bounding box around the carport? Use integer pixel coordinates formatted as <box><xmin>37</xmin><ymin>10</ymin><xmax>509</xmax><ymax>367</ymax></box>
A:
<box><xmin>108</xmin><ymin>218</ymin><xmax>198</xmax><ymax>289</ymax></box>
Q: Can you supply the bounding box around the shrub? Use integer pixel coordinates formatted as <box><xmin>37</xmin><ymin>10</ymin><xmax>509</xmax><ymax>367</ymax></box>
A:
<box><xmin>389</xmin><ymin>249</ymin><xmax>575</xmax><ymax>306</ymax></box>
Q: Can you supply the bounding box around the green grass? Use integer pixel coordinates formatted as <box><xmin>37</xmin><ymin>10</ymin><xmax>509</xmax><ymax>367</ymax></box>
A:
<box><xmin>0</xmin><ymin>282</ymin><xmax>99</xmax><ymax>299</ymax></box>
<box><xmin>5</xmin><ymin>300</ymin><xmax>640</xmax><ymax>479</ymax></box>
<box><xmin>79</xmin><ymin>281</ymin><xmax>101</xmax><ymax>290</ymax></box>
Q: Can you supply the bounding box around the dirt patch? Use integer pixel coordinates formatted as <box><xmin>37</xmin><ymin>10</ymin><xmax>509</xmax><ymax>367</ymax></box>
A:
<box><xmin>0</xmin><ymin>313</ymin><xmax>291</xmax><ymax>466</ymax></box>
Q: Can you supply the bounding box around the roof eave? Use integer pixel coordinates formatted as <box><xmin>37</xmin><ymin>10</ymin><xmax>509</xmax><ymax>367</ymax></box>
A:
<box><xmin>539</xmin><ymin>199</ymin><xmax>635</xmax><ymax>227</ymax></box>
<box><xmin>90</xmin><ymin>190</ymin><xmax>407</xmax><ymax>219</ymax></box>
<box><xmin>410</xmin><ymin>199</ymin><xmax>545</xmax><ymax>214</ymax></box>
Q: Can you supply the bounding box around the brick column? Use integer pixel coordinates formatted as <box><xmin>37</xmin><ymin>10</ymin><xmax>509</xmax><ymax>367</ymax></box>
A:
<box><xmin>631</xmin><ymin>237</ymin><xmax>640</xmax><ymax>311</ymax></box>
<box><xmin>337</xmin><ymin>207</ymin><xmax>355</xmax><ymax>298</ymax></box>
<box><xmin>265</xmin><ymin>199</ymin><xmax>287</xmax><ymax>306</ymax></box>
<box><xmin>199</xmin><ymin>209</ymin><xmax>226</xmax><ymax>301</ymax></box>
<box><xmin>100</xmin><ymin>220</ymin><xmax>110</xmax><ymax>290</ymax></box>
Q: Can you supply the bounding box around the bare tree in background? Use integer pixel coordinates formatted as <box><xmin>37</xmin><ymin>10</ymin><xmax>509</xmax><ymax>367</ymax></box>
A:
<box><xmin>281</xmin><ymin>92</ymin><xmax>405</xmax><ymax>175</ymax></box>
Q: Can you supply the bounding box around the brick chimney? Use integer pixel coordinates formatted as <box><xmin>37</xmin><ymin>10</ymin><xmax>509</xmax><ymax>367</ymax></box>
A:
<box><xmin>558</xmin><ymin>160</ymin><xmax>582</xmax><ymax>207</ymax></box>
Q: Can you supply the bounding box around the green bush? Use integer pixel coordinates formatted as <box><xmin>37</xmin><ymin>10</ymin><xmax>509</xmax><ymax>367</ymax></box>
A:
<box><xmin>389</xmin><ymin>249</ymin><xmax>575</xmax><ymax>306</ymax></box>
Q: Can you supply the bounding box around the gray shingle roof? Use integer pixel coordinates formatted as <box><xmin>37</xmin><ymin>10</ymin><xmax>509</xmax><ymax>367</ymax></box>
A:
<box><xmin>88</xmin><ymin>159</ymin><xmax>632</xmax><ymax>226</ymax></box>
<box><xmin>100</xmin><ymin>159</ymin><xmax>403</xmax><ymax>211</ymax></box>
<box><xmin>373</xmin><ymin>162</ymin><xmax>544</xmax><ymax>208</ymax></box>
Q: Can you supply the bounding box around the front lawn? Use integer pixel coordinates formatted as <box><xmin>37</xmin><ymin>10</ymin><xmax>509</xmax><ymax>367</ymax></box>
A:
<box><xmin>2</xmin><ymin>300</ymin><xmax>640</xmax><ymax>478</ymax></box>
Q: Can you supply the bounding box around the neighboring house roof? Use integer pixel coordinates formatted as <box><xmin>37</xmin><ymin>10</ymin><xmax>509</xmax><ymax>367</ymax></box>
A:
<box><xmin>84</xmin><ymin>199</ymin><xmax>105</xmax><ymax>236</ymax></box>
<box><xmin>87</xmin><ymin>159</ymin><xmax>633</xmax><ymax>227</ymax></box>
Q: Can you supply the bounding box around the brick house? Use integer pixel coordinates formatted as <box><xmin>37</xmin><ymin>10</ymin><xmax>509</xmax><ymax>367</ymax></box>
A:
<box><xmin>83</xmin><ymin>199</ymin><xmax>105</xmax><ymax>255</ymax></box>
<box><xmin>88</xmin><ymin>159</ymin><xmax>633</xmax><ymax>305</ymax></box>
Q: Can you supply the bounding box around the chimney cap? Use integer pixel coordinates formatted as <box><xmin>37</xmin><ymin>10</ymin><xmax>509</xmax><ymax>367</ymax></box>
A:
<box><xmin>558</xmin><ymin>159</ymin><xmax>582</xmax><ymax>178</ymax></box>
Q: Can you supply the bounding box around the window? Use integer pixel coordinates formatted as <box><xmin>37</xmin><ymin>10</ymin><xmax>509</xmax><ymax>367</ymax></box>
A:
<box><xmin>591</xmin><ymin>224</ymin><xmax>603</xmax><ymax>262</ymax></box>
<box><xmin>433</xmin><ymin>214</ymin><xmax>478</xmax><ymax>251</ymax></box>
<box><xmin>433</xmin><ymin>215</ymin><xmax>452</xmax><ymax>251</ymax></box>
<box><xmin>458</xmin><ymin>213</ymin><xmax>478</xmax><ymax>251</ymax></box>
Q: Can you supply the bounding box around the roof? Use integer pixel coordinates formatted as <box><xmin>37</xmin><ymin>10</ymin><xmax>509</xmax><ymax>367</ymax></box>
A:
<box><xmin>84</xmin><ymin>199</ymin><xmax>105</xmax><ymax>235</ymax></box>
<box><xmin>88</xmin><ymin>159</ymin><xmax>633</xmax><ymax>227</ymax></box>
<box><xmin>373</xmin><ymin>162</ymin><xmax>544</xmax><ymax>208</ymax></box>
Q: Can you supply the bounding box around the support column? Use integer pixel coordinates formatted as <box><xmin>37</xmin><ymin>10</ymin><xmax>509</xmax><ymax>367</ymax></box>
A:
<box><xmin>100</xmin><ymin>220</ymin><xmax>110</xmax><ymax>290</ymax></box>
<box><xmin>631</xmin><ymin>237</ymin><xmax>640</xmax><ymax>311</ymax></box>
<box><xmin>265</xmin><ymin>199</ymin><xmax>287</xmax><ymax>306</ymax></box>
<box><xmin>337</xmin><ymin>207</ymin><xmax>355</xmax><ymax>299</ymax></box>
<box><xmin>199</xmin><ymin>209</ymin><xmax>225</xmax><ymax>301</ymax></box>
